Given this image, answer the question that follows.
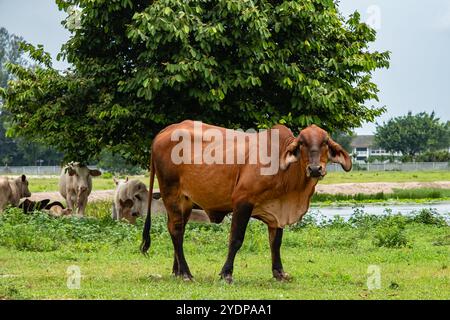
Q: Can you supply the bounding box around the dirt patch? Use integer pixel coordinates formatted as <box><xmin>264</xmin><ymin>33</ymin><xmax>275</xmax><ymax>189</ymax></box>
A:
<box><xmin>28</xmin><ymin>190</ymin><xmax>115</xmax><ymax>203</ymax></box>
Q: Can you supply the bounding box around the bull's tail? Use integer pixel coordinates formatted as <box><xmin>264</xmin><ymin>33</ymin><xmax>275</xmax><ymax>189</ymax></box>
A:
<box><xmin>140</xmin><ymin>153</ymin><xmax>155</xmax><ymax>255</ymax></box>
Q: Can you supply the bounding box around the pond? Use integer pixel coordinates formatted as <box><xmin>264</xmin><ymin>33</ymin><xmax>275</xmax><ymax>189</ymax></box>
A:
<box><xmin>309</xmin><ymin>202</ymin><xmax>450</xmax><ymax>220</ymax></box>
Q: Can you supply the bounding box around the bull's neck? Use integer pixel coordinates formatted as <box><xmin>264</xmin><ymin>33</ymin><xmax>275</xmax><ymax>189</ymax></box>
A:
<box><xmin>293</xmin><ymin>159</ymin><xmax>319</xmax><ymax>191</ymax></box>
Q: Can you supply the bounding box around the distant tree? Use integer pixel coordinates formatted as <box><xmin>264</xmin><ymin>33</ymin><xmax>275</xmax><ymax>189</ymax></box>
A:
<box><xmin>1</xmin><ymin>28</ymin><xmax>24</xmax><ymax>166</ymax></box>
<box><xmin>97</xmin><ymin>149</ymin><xmax>143</xmax><ymax>175</ymax></box>
<box><xmin>0</xmin><ymin>0</ymin><xmax>390</xmax><ymax>168</ymax></box>
<box><xmin>1</xmin><ymin>27</ymin><xmax>63</xmax><ymax>166</ymax></box>
<box><xmin>375</xmin><ymin>112</ymin><xmax>449</xmax><ymax>157</ymax></box>
<box><xmin>0</xmin><ymin>27</ymin><xmax>26</xmax><ymax>87</ymax></box>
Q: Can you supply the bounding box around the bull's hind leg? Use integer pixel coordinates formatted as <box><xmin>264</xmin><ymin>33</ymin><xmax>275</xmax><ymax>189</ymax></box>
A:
<box><xmin>165</xmin><ymin>197</ymin><xmax>193</xmax><ymax>280</ymax></box>
<box><xmin>268</xmin><ymin>227</ymin><xmax>290</xmax><ymax>281</ymax></box>
<box><xmin>219</xmin><ymin>202</ymin><xmax>253</xmax><ymax>283</ymax></box>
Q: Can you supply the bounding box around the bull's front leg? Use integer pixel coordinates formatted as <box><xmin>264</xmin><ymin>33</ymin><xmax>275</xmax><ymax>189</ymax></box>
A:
<box><xmin>76</xmin><ymin>195</ymin><xmax>88</xmax><ymax>216</ymax></box>
<box><xmin>66</xmin><ymin>190</ymin><xmax>75</xmax><ymax>213</ymax></box>
<box><xmin>219</xmin><ymin>202</ymin><xmax>253</xmax><ymax>284</ymax></box>
<box><xmin>268</xmin><ymin>227</ymin><xmax>290</xmax><ymax>281</ymax></box>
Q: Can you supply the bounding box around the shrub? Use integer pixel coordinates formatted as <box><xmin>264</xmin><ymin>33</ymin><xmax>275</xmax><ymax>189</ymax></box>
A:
<box><xmin>102</xmin><ymin>172</ymin><xmax>113</xmax><ymax>179</ymax></box>
<box><xmin>372</xmin><ymin>215</ymin><xmax>409</xmax><ymax>248</ymax></box>
<box><xmin>410</xmin><ymin>209</ymin><xmax>448</xmax><ymax>226</ymax></box>
<box><xmin>373</xmin><ymin>226</ymin><xmax>408</xmax><ymax>248</ymax></box>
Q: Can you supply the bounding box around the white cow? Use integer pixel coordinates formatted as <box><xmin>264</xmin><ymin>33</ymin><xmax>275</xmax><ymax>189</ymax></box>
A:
<box><xmin>112</xmin><ymin>178</ymin><xmax>148</xmax><ymax>224</ymax></box>
<box><xmin>59</xmin><ymin>162</ymin><xmax>101</xmax><ymax>216</ymax></box>
<box><xmin>0</xmin><ymin>175</ymin><xmax>32</xmax><ymax>212</ymax></box>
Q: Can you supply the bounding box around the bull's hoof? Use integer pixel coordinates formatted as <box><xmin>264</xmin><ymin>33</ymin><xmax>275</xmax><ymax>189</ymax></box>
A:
<box><xmin>273</xmin><ymin>270</ymin><xmax>291</xmax><ymax>282</ymax></box>
<box><xmin>173</xmin><ymin>271</ymin><xmax>193</xmax><ymax>281</ymax></box>
<box><xmin>182</xmin><ymin>273</ymin><xmax>194</xmax><ymax>282</ymax></box>
<box><xmin>220</xmin><ymin>273</ymin><xmax>233</xmax><ymax>284</ymax></box>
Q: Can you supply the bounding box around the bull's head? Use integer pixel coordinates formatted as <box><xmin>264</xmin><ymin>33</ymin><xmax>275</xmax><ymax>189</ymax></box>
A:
<box><xmin>281</xmin><ymin>125</ymin><xmax>352</xmax><ymax>178</ymax></box>
<box><xmin>65</xmin><ymin>162</ymin><xmax>102</xmax><ymax>195</ymax></box>
<box><xmin>119</xmin><ymin>199</ymin><xmax>139</xmax><ymax>224</ymax></box>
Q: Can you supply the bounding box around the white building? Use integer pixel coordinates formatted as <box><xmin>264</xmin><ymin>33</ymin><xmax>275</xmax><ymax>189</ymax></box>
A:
<box><xmin>351</xmin><ymin>135</ymin><xmax>401</xmax><ymax>163</ymax></box>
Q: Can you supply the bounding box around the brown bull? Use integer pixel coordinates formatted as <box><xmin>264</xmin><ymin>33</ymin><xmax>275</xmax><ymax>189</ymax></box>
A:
<box><xmin>141</xmin><ymin>120</ymin><xmax>351</xmax><ymax>282</ymax></box>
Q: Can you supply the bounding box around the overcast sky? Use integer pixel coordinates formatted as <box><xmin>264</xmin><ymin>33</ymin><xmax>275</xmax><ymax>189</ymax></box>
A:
<box><xmin>1</xmin><ymin>0</ymin><xmax>449</xmax><ymax>134</ymax></box>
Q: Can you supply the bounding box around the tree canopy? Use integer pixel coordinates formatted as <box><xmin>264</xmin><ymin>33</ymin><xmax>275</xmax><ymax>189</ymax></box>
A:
<box><xmin>375</xmin><ymin>112</ymin><xmax>450</xmax><ymax>157</ymax></box>
<box><xmin>0</xmin><ymin>0</ymin><xmax>390</xmax><ymax>168</ymax></box>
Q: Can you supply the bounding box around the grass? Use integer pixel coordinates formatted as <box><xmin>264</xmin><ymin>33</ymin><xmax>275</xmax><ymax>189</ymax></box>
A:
<box><xmin>320</xmin><ymin>170</ymin><xmax>450</xmax><ymax>184</ymax></box>
<box><xmin>312</xmin><ymin>188</ymin><xmax>450</xmax><ymax>204</ymax></box>
<box><xmin>0</xmin><ymin>204</ymin><xmax>449</xmax><ymax>300</ymax></box>
<box><xmin>6</xmin><ymin>170</ymin><xmax>450</xmax><ymax>195</ymax></box>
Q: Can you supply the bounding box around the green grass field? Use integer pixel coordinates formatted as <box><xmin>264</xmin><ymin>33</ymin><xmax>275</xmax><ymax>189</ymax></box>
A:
<box><xmin>319</xmin><ymin>170</ymin><xmax>450</xmax><ymax>184</ymax></box>
<box><xmin>6</xmin><ymin>170</ymin><xmax>450</xmax><ymax>193</ymax></box>
<box><xmin>0</xmin><ymin>204</ymin><xmax>449</xmax><ymax>300</ymax></box>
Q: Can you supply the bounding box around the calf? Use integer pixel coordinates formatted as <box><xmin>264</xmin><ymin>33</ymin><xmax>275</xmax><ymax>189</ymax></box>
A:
<box><xmin>141</xmin><ymin>121</ymin><xmax>352</xmax><ymax>282</ymax></box>
<box><xmin>0</xmin><ymin>175</ymin><xmax>32</xmax><ymax>212</ymax></box>
<box><xmin>112</xmin><ymin>178</ymin><xmax>148</xmax><ymax>224</ymax></box>
<box><xmin>59</xmin><ymin>162</ymin><xmax>101</xmax><ymax>216</ymax></box>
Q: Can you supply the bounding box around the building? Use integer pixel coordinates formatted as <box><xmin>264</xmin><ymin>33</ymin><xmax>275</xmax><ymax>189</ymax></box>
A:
<box><xmin>350</xmin><ymin>135</ymin><xmax>401</xmax><ymax>163</ymax></box>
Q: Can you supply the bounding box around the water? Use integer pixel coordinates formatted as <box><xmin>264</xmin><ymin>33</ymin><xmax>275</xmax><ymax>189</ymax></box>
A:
<box><xmin>309</xmin><ymin>202</ymin><xmax>450</xmax><ymax>221</ymax></box>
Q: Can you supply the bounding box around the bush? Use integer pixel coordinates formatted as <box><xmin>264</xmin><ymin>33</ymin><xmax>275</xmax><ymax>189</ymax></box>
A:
<box><xmin>102</xmin><ymin>172</ymin><xmax>113</xmax><ymax>179</ymax></box>
<box><xmin>372</xmin><ymin>214</ymin><xmax>409</xmax><ymax>248</ymax></box>
<box><xmin>0</xmin><ymin>208</ymin><xmax>140</xmax><ymax>252</ymax></box>
<box><xmin>410</xmin><ymin>209</ymin><xmax>448</xmax><ymax>226</ymax></box>
<box><xmin>373</xmin><ymin>225</ymin><xmax>408</xmax><ymax>248</ymax></box>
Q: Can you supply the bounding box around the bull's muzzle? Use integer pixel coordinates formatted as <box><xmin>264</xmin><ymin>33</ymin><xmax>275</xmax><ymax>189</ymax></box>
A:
<box><xmin>78</xmin><ymin>186</ymin><xmax>88</xmax><ymax>194</ymax></box>
<box><xmin>307</xmin><ymin>164</ymin><xmax>325</xmax><ymax>178</ymax></box>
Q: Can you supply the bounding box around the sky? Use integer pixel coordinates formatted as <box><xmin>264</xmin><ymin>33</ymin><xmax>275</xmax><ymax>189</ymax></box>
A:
<box><xmin>0</xmin><ymin>0</ymin><xmax>449</xmax><ymax>134</ymax></box>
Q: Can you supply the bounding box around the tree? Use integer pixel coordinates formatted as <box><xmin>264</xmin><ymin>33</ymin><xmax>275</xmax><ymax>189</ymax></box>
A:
<box><xmin>97</xmin><ymin>149</ymin><xmax>144</xmax><ymax>175</ymax></box>
<box><xmin>0</xmin><ymin>0</ymin><xmax>390</xmax><ymax>168</ymax></box>
<box><xmin>1</xmin><ymin>28</ymin><xmax>24</xmax><ymax>166</ymax></box>
<box><xmin>375</xmin><ymin>112</ymin><xmax>450</xmax><ymax>157</ymax></box>
<box><xmin>1</xmin><ymin>28</ymin><xmax>64</xmax><ymax>166</ymax></box>
<box><xmin>0</xmin><ymin>27</ymin><xmax>26</xmax><ymax>87</ymax></box>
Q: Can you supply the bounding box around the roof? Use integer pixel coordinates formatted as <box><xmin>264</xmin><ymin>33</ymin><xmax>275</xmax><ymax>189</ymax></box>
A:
<box><xmin>351</xmin><ymin>135</ymin><xmax>376</xmax><ymax>148</ymax></box>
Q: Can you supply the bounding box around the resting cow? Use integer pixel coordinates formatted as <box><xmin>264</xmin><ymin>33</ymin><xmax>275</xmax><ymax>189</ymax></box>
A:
<box><xmin>0</xmin><ymin>175</ymin><xmax>32</xmax><ymax>212</ymax></box>
<box><xmin>59</xmin><ymin>162</ymin><xmax>101</xmax><ymax>216</ymax></box>
<box><xmin>19</xmin><ymin>199</ymin><xmax>72</xmax><ymax>216</ymax></box>
<box><xmin>112</xmin><ymin>178</ymin><xmax>148</xmax><ymax>224</ymax></box>
<box><xmin>141</xmin><ymin>121</ymin><xmax>352</xmax><ymax>282</ymax></box>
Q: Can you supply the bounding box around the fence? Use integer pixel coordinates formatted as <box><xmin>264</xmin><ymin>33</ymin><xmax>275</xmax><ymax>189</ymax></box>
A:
<box><xmin>327</xmin><ymin>162</ymin><xmax>449</xmax><ymax>172</ymax></box>
<box><xmin>0</xmin><ymin>166</ymin><xmax>62</xmax><ymax>175</ymax></box>
<box><xmin>1</xmin><ymin>162</ymin><xmax>449</xmax><ymax>175</ymax></box>
<box><xmin>0</xmin><ymin>165</ymin><xmax>97</xmax><ymax>175</ymax></box>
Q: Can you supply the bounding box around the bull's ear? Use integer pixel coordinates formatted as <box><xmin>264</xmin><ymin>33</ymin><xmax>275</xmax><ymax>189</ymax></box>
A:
<box><xmin>21</xmin><ymin>174</ymin><xmax>27</xmax><ymax>182</ymax></box>
<box><xmin>90</xmin><ymin>169</ymin><xmax>102</xmax><ymax>177</ymax></box>
<box><xmin>327</xmin><ymin>137</ymin><xmax>352</xmax><ymax>172</ymax></box>
<box><xmin>280</xmin><ymin>138</ymin><xmax>301</xmax><ymax>171</ymax></box>
<box><xmin>125</xmin><ymin>176</ymin><xmax>129</xmax><ymax>182</ymax></box>
<box><xmin>113</xmin><ymin>177</ymin><xmax>119</xmax><ymax>186</ymax></box>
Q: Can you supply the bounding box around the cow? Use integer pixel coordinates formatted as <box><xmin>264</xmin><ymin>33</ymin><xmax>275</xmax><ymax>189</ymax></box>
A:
<box><xmin>112</xmin><ymin>178</ymin><xmax>148</xmax><ymax>224</ymax></box>
<box><xmin>59</xmin><ymin>162</ymin><xmax>101</xmax><ymax>216</ymax></box>
<box><xmin>0</xmin><ymin>175</ymin><xmax>32</xmax><ymax>212</ymax></box>
<box><xmin>18</xmin><ymin>199</ymin><xmax>72</xmax><ymax>216</ymax></box>
<box><xmin>140</xmin><ymin>120</ymin><xmax>352</xmax><ymax>283</ymax></box>
<box><xmin>111</xmin><ymin>176</ymin><xmax>128</xmax><ymax>221</ymax></box>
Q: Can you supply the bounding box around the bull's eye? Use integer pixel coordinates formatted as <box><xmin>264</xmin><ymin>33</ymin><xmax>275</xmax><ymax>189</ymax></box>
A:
<box><xmin>135</xmin><ymin>195</ymin><xmax>142</xmax><ymax>201</ymax></box>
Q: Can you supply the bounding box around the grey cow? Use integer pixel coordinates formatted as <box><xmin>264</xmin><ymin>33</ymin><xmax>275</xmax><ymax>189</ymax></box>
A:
<box><xmin>59</xmin><ymin>162</ymin><xmax>101</xmax><ymax>216</ymax></box>
<box><xmin>112</xmin><ymin>178</ymin><xmax>148</xmax><ymax>224</ymax></box>
<box><xmin>0</xmin><ymin>175</ymin><xmax>32</xmax><ymax>212</ymax></box>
